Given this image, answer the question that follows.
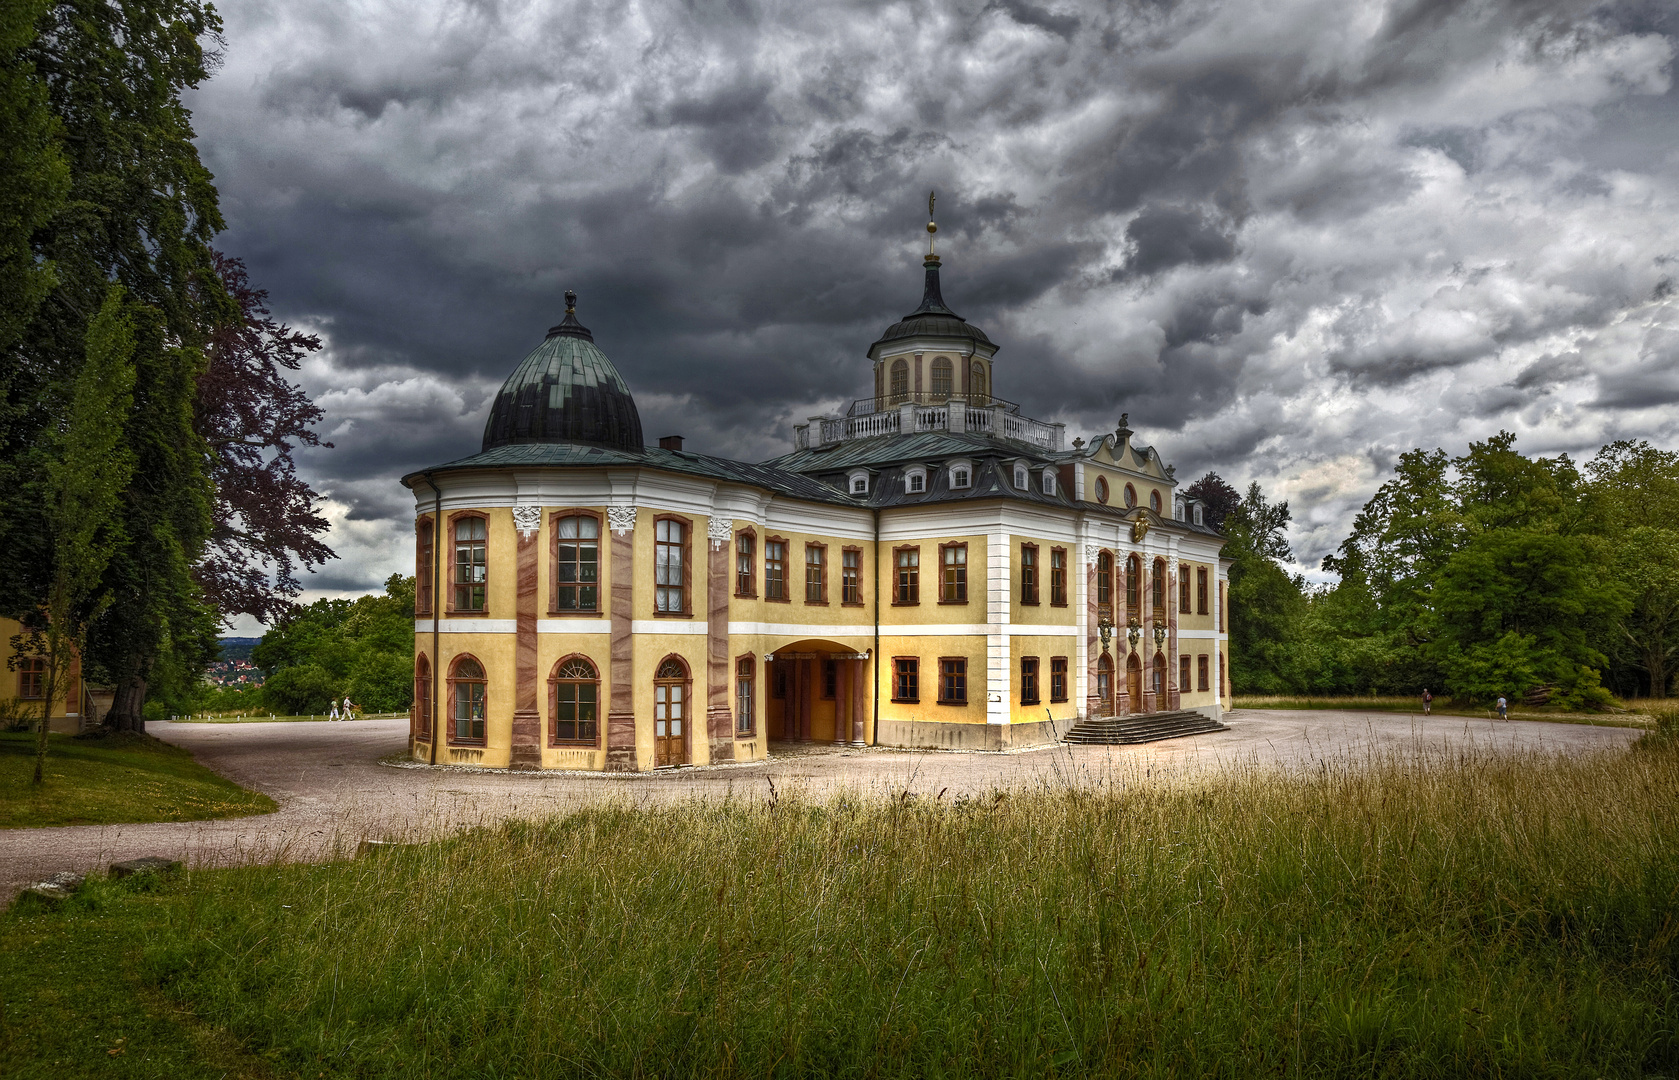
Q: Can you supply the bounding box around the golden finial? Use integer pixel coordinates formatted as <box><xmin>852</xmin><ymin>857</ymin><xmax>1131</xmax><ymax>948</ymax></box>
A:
<box><xmin>926</xmin><ymin>190</ymin><xmax>938</xmax><ymax>256</ymax></box>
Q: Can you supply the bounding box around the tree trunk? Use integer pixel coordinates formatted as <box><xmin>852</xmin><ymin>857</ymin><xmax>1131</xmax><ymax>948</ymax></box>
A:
<box><xmin>1648</xmin><ymin>647</ymin><xmax>1669</xmax><ymax>700</ymax></box>
<box><xmin>105</xmin><ymin>674</ymin><xmax>148</xmax><ymax>732</ymax></box>
<box><xmin>33</xmin><ymin>668</ymin><xmax>56</xmax><ymax>785</ymax></box>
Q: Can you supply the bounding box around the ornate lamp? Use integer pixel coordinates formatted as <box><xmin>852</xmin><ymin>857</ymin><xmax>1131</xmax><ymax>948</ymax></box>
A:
<box><xmin>1126</xmin><ymin>617</ymin><xmax>1142</xmax><ymax>650</ymax></box>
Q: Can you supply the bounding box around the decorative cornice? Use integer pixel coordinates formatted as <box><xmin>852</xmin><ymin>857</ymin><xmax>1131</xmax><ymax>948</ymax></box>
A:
<box><xmin>513</xmin><ymin>505</ymin><xmax>541</xmax><ymax>540</ymax></box>
<box><xmin>607</xmin><ymin>505</ymin><xmax>636</xmax><ymax>536</ymax></box>
<box><xmin>708</xmin><ymin>516</ymin><xmax>733</xmax><ymax>550</ymax></box>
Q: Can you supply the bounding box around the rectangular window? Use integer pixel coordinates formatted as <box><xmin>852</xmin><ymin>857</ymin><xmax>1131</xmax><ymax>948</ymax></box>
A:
<box><xmin>1020</xmin><ymin>544</ymin><xmax>1039</xmax><ymax>605</ymax></box>
<box><xmin>736</xmin><ymin>657</ymin><xmax>755</xmax><ymax>734</ymax></box>
<box><xmin>940</xmin><ymin>543</ymin><xmax>967</xmax><ymax>603</ymax></box>
<box><xmin>1219</xmin><ymin>582</ymin><xmax>1225</xmax><ymax>632</ymax></box>
<box><xmin>1197</xmin><ymin>654</ymin><xmax>1209</xmax><ymax>692</ymax></box>
<box><xmin>1096</xmin><ymin>553</ymin><xmax>1111</xmax><ymax>605</ymax></box>
<box><xmin>553</xmin><ymin>678</ymin><xmax>598</xmax><ymax>743</ymax></box>
<box><xmin>1220</xmin><ymin>652</ymin><xmax>1226</xmax><ymax>696</ymax></box>
<box><xmin>1152</xmin><ymin>561</ymin><xmax>1165</xmax><ymax>622</ymax></box>
<box><xmin>823</xmin><ymin>658</ymin><xmax>838</xmax><ymax>699</ymax></box>
<box><xmin>1126</xmin><ymin>557</ymin><xmax>1139</xmax><ymax>614</ymax></box>
<box><xmin>1020</xmin><ymin>656</ymin><xmax>1040</xmax><ymax>705</ymax></box>
<box><xmin>765</xmin><ymin>539</ymin><xmax>787</xmax><ymax>601</ymax></box>
<box><xmin>655</xmin><ymin>518</ymin><xmax>686</xmax><ymax>612</ymax></box>
<box><xmin>453</xmin><ymin>517</ymin><xmax>487</xmax><ymax>611</ymax></box>
<box><xmin>417</xmin><ymin>519</ymin><xmax>434</xmax><ymax>614</ymax></box>
<box><xmin>805</xmin><ymin>544</ymin><xmax>827</xmax><ymax>603</ymax></box>
<box><xmin>842</xmin><ymin>548</ymin><xmax>861</xmax><ymax>604</ymax></box>
<box><xmin>1050</xmin><ymin>656</ymin><xmax>1068</xmax><ymax>702</ymax></box>
<box><xmin>554</xmin><ymin>514</ymin><xmax>600</xmax><ymax>612</ymax></box>
<box><xmin>1180</xmin><ymin>567</ymin><xmax>1191</xmax><ymax>613</ymax></box>
<box><xmin>894</xmin><ymin>547</ymin><xmax>919</xmax><ymax>605</ymax></box>
<box><xmin>736</xmin><ymin>533</ymin><xmax>756</xmax><ymax>597</ymax></box>
<box><xmin>892</xmin><ymin>657</ymin><xmax>919</xmax><ymax>702</ymax></box>
<box><xmin>1198</xmin><ymin>567</ymin><xmax>1209</xmax><ymax>615</ymax></box>
<box><xmin>1050</xmin><ymin>548</ymin><xmax>1067</xmax><ymax>606</ymax></box>
<box><xmin>938</xmin><ymin>657</ymin><xmax>967</xmax><ymax>704</ymax></box>
<box><xmin>1180</xmin><ymin>655</ymin><xmax>1191</xmax><ymax>694</ymax></box>
<box><xmin>17</xmin><ymin>657</ymin><xmax>45</xmax><ymax>700</ymax></box>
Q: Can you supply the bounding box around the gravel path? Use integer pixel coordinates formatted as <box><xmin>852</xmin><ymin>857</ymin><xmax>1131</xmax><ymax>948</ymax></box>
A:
<box><xmin>1</xmin><ymin>710</ymin><xmax>1639</xmax><ymax>900</ymax></box>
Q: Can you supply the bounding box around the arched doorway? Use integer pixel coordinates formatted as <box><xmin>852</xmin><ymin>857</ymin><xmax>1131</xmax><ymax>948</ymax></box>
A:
<box><xmin>1096</xmin><ymin>653</ymin><xmax>1114</xmax><ymax>717</ymax></box>
<box><xmin>765</xmin><ymin>640</ymin><xmax>870</xmax><ymax>745</ymax></box>
<box><xmin>653</xmin><ymin>656</ymin><xmax>689</xmax><ymax>767</ymax></box>
<box><xmin>1152</xmin><ymin>653</ymin><xmax>1166</xmax><ymax>711</ymax></box>
<box><xmin>1126</xmin><ymin>653</ymin><xmax>1142</xmax><ymax>714</ymax></box>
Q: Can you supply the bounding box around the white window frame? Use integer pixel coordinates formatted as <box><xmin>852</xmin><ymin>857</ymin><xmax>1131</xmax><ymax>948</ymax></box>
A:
<box><xmin>904</xmin><ymin>467</ymin><xmax>927</xmax><ymax>494</ymax></box>
<box><xmin>848</xmin><ymin>469</ymin><xmax>870</xmax><ymax>495</ymax></box>
<box><xmin>1014</xmin><ymin>464</ymin><xmax>1028</xmax><ymax>489</ymax></box>
<box><xmin>949</xmin><ymin>460</ymin><xmax>973</xmax><ymax>490</ymax></box>
<box><xmin>1041</xmin><ymin>470</ymin><xmax>1056</xmax><ymax>496</ymax></box>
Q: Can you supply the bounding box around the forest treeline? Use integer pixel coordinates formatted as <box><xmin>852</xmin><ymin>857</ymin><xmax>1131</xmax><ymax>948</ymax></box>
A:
<box><xmin>1196</xmin><ymin>434</ymin><xmax>1679</xmax><ymax>705</ymax></box>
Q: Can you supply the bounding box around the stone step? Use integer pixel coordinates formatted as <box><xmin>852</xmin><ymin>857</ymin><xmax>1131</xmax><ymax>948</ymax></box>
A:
<box><xmin>1063</xmin><ymin>710</ymin><xmax>1229</xmax><ymax>745</ymax></box>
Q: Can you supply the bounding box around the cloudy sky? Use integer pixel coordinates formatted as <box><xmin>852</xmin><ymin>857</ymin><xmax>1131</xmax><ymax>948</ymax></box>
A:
<box><xmin>188</xmin><ymin>0</ymin><xmax>1679</xmax><ymax>629</ymax></box>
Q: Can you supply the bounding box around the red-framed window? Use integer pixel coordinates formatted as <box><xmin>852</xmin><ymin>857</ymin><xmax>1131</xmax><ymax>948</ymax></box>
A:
<box><xmin>892</xmin><ymin>657</ymin><xmax>919</xmax><ymax>703</ymax></box>
<box><xmin>938</xmin><ymin>657</ymin><xmax>967</xmax><ymax>704</ymax></box>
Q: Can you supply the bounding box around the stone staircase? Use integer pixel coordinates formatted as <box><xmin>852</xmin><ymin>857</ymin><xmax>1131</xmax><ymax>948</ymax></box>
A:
<box><xmin>1062</xmin><ymin>709</ymin><xmax>1229</xmax><ymax>746</ymax></box>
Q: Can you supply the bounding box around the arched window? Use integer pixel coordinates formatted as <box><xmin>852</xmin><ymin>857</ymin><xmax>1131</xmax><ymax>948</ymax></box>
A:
<box><xmin>553</xmin><ymin>514</ymin><xmax>600</xmax><ymax>612</ymax></box>
<box><xmin>1152</xmin><ymin>558</ymin><xmax>1166</xmax><ymax>623</ymax></box>
<box><xmin>1096</xmin><ymin>551</ymin><xmax>1113</xmax><ymax>605</ymax></box>
<box><xmin>414</xmin><ymin>655</ymin><xmax>432</xmax><ymax>739</ymax></box>
<box><xmin>1096</xmin><ymin>653</ymin><xmax>1114</xmax><ymax>714</ymax></box>
<box><xmin>549</xmin><ymin>656</ymin><xmax>599</xmax><ymax>744</ymax></box>
<box><xmin>655</xmin><ymin>517</ymin><xmax>687</xmax><ymax>613</ymax></box>
<box><xmin>931</xmin><ymin>357</ymin><xmax>953</xmax><ymax>398</ymax></box>
<box><xmin>1150</xmin><ymin>490</ymin><xmax>1162</xmax><ymax>514</ymax></box>
<box><xmin>17</xmin><ymin>656</ymin><xmax>45</xmax><ymax>699</ymax></box>
<box><xmin>971</xmin><ymin>361</ymin><xmax>987</xmax><ymax>401</ymax></box>
<box><xmin>1014</xmin><ymin>464</ymin><xmax>1028</xmax><ymax>489</ymax></box>
<box><xmin>1095</xmin><ymin>476</ymin><xmax>1109</xmax><ymax>504</ymax></box>
<box><xmin>654</xmin><ymin>657</ymin><xmax>689</xmax><ymax>767</ymax></box>
<box><xmin>453</xmin><ymin>515</ymin><xmax>488</xmax><ymax>611</ymax></box>
<box><xmin>890</xmin><ymin>359</ymin><xmax>909</xmax><ymax>403</ymax></box>
<box><xmin>1126</xmin><ymin>555</ymin><xmax>1140</xmax><ymax>614</ymax></box>
<box><xmin>1123</xmin><ymin>483</ymin><xmax>1137</xmax><ymax>509</ymax></box>
<box><xmin>1152</xmin><ymin>653</ymin><xmax>1166</xmax><ymax>696</ymax></box>
<box><xmin>449</xmin><ymin>656</ymin><xmax>486</xmax><ymax>743</ymax></box>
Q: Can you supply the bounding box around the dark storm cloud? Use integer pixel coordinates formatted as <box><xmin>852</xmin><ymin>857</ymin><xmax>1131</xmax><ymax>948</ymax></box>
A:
<box><xmin>187</xmin><ymin>0</ymin><xmax>1679</xmax><ymax>605</ymax></box>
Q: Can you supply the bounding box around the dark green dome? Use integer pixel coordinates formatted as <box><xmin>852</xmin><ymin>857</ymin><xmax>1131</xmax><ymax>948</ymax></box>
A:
<box><xmin>481</xmin><ymin>293</ymin><xmax>644</xmax><ymax>453</ymax></box>
<box><xmin>870</xmin><ymin>257</ymin><xmax>994</xmax><ymax>351</ymax></box>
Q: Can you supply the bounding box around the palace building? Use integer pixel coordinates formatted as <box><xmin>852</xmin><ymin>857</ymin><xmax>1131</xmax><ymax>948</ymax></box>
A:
<box><xmin>402</xmin><ymin>221</ymin><xmax>1231</xmax><ymax>771</ymax></box>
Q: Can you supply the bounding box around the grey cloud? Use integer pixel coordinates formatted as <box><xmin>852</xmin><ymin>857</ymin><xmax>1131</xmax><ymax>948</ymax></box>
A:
<box><xmin>187</xmin><ymin>0</ymin><xmax>1679</xmax><ymax>613</ymax></box>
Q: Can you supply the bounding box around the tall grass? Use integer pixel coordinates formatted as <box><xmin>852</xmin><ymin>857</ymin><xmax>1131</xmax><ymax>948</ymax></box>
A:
<box><xmin>140</xmin><ymin>747</ymin><xmax>1677</xmax><ymax>1078</ymax></box>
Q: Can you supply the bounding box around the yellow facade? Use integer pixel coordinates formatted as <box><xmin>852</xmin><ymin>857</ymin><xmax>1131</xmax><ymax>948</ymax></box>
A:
<box><xmin>0</xmin><ymin>616</ymin><xmax>94</xmax><ymax>734</ymax></box>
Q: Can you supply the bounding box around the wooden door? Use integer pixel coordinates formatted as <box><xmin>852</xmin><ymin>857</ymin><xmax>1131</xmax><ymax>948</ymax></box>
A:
<box><xmin>654</xmin><ymin>658</ymin><xmax>688</xmax><ymax>767</ymax></box>
<box><xmin>1126</xmin><ymin>655</ymin><xmax>1142</xmax><ymax>713</ymax></box>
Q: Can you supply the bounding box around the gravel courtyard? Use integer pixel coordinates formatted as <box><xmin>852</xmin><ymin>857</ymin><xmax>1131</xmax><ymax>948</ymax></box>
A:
<box><xmin>1</xmin><ymin>711</ymin><xmax>1640</xmax><ymax>900</ymax></box>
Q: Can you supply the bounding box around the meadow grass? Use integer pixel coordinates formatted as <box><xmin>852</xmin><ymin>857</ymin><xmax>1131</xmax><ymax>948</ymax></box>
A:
<box><xmin>5</xmin><ymin>743</ymin><xmax>1671</xmax><ymax>1078</ymax></box>
<box><xmin>0</xmin><ymin>732</ymin><xmax>275</xmax><ymax>829</ymax></box>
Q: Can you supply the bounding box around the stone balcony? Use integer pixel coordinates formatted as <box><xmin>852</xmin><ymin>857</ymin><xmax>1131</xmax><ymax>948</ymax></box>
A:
<box><xmin>794</xmin><ymin>393</ymin><xmax>1066</xmax><ymax>452</ymax></box>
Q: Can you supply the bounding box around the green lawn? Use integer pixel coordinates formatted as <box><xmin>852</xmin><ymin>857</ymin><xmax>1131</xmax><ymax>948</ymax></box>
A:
<box><xmin>1233</xmin><ymin>694</ymin><xmax>1658</xmax><ymax>727</ymax></box>
<box><xmin>3</xmin><ymin>742</ymin><xmax>1674</xmax><ymax>1078</ymax></box>
<box><xmin>0</xmin><ymin>732</ymin><xmax>275</xmax><ymax>829</ymax></box>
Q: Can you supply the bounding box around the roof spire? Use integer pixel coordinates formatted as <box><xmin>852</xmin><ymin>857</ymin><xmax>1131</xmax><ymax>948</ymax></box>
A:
<box><xmin>910</xmin><ymin>190</ymin><xmax>956</xmax><ymax>316</ymax></box>
<box><xmin>927</xmin><ymin>189</ymin><xmax>938</xmax><ymax>261</ymax></box>
<box><xmin>546</xmin><ymin>289</ymin><xmax>595</xmax><ymax>342</ymax></box>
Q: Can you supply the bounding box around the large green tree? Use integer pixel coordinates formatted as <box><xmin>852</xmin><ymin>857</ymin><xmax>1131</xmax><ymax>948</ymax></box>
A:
<box><xmin>253</xmin><ymin>576</ymin><xmax>416</xmax><ymax>716</ymax></box>
<box><xmin>1584</xmin><ymin>441</ymin><xmax>1679</xmax><ymax>698</ymax></box>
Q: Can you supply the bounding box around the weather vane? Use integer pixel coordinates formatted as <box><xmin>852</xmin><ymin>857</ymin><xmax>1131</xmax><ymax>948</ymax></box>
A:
<box><xmin>927</xmin><ymin>190</ymin><xmax>937</xmax><ymax>256</ymax></box>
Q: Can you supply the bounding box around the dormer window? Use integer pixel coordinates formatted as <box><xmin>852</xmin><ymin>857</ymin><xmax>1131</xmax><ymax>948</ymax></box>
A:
<box><xmin>1193</xmin><ymin>504</ymin><xmax>1204</xmax><ymax>526</ymax></box>
<box><xmin>1041</xmin><ymin>471</ymin><xmax>1056</xmax><ymax>496</ymax></box>
<box><xmin>1014</xmin><ymin>464</ymin><xmax>1028</xmax><ymax>489</ymax></box>
<box><xmin>949</xmin><ymin>461</ymin><xmax>972</xmax><ymax>490</ymax></box>
<box><xmin>1174</xmin><ymin>498</ymin><xmax>1186</xmax><ymax>521</ymax></box>
<box><xmin>847</xmin><ymin>469</ymin><xmax>870</xmax><ymax>495</ymax></box>
<box><xmin>905</xmin><ymin>467</ymin><xmax>927</xmax><ymax>494</ymax></box>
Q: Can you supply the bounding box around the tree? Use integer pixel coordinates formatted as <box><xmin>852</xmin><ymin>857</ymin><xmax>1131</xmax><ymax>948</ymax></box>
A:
<box><xmin>25</xmin><ymin>288</ymin><xmax>136</xmax><ymax>781</ymax></box>
<box><xmin>253</xmin><ymin>577</ymin><xmax>415</xmax><ymax>715</ymax></box>
<box><xmin>8</xmin><ymin>0</ymin><xmax>234</xmax><ymax>730</ymax></box>
<box><xmin>0</xmin><ymin>0</ymin><xmax>67</xmax><ymax>353</ymax></box>
<box><xmin>1223</xmin><ymin>482</ymin><xmax>1308</xmax><ymax>693</ymax></box>
<box><xmin>196</xmin><ymin>252</ymin><xmax>335</xmax><ymax>624</ymax></box>
<box><xmin>1584</xmin><ymin>442</ymin><xmax>1679</xmax><ymax>697</ymax></box>
<box><xmin>1185</xmin><ymin>472</ymin><xmax>1240</xmax><ymax>531</ymax></box>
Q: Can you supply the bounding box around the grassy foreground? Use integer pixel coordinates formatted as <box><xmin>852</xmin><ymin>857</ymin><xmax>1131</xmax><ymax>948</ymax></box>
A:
<box><xmin>6</xmin><ymin>745</ymin><xmax>1678</xmax><ymax>1079</ymax></box>
<box><xmin>0</xmin><ymin>732</ymin><xmax>276</xmax><ymax>829</ymax></box>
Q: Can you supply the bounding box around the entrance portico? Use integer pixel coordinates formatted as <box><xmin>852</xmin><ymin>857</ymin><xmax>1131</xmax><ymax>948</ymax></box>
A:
<box><xmin>765</xmin><ymin>639</ymin><xmax>871</xmax><ymax>746</ymax></box>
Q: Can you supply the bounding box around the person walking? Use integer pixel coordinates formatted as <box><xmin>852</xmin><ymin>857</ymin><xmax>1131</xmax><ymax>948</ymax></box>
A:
<box><xmin>1422</xmin><ymin>688</ymin><xmax>1432</xmax><ymax>716</ymax></box>
<box><xmin>329</xmin><ymin>698</ymin><xmax>341</xmax><ymax>721</ymax></box>
<box><xmin>342</xmin><ymin>696</ymin><xmax>356</xmax><ymax>722</ymax></box>
<box><xmin>1496</xmin><ymin>695</ymin><xmax>1508</xmax><ymax>722</ymax></box>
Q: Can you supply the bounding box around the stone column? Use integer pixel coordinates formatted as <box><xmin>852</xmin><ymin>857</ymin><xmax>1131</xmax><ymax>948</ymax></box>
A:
<box><xmin>605</xmin><ymin>506</ymin><xmax>638</xmax><ymax>771</ymax></box>
<box><xmin>1085</xmin><ymin>545</ymin><xmax>1103</xmax><ymax>718</ymax></box>
<box><xmin>851</xmin><ymin>656</ymin><xmax>868</xmax><ymax>745</ymax></box>
<box><xmin>706</xmin><ymin>517</ymin><xmax>734</xmax><ymax>764</ymax></box>
<box><xmin>1167</xmin><ymin>557</ymin><xmax>1181</xmax><ymax>710</ymax></box>
<box><xmin>510</xmin><ymin>506</ymin><xmax>542</xmax><ymax>770</ymax></box>
<box><xmin>834</xmin><ymin>658</ymin><xmax>849</xmax><ymax>745</ymax></box>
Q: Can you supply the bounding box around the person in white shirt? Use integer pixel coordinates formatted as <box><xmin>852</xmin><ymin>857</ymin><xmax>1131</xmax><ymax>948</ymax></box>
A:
<box><xmin>1496</xmin><ymin>695</ymin><xmax>1508</xmax><ymax>721</ymax></box>
<box><xmin>342</xmin><ymin>696</ymin><xmax>356</xmax><ymax>721</ymax></box>
<box><xmin>329</xmin><ymin>699</ymin><xmax>340</xmax><ymax>721</ymax></box>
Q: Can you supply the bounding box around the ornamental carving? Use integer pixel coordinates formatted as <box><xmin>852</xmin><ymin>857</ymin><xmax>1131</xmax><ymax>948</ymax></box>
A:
<box><xmin>708</xmin><ymin>516</ymin><xmax>733</xmax><ymax>549</ymax></box>
<box><xmin>607</xmin><ymin>506</ymin><xmax>636</xmax><ymax>535</ymax></box>
<box><xmin>1084</xmin><ymin>544</ymin><xmax>1101</xmax><ymax>566</ymax></box>
<box><xmin>512</xmin><ymin>505</ymin><xmax>541</xmax><ymax>539</ymax></box>
<box><xmin>1131</xmin><ymin>517</ymin><xmax>1151</xmax><ymax>543</ymax></box>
